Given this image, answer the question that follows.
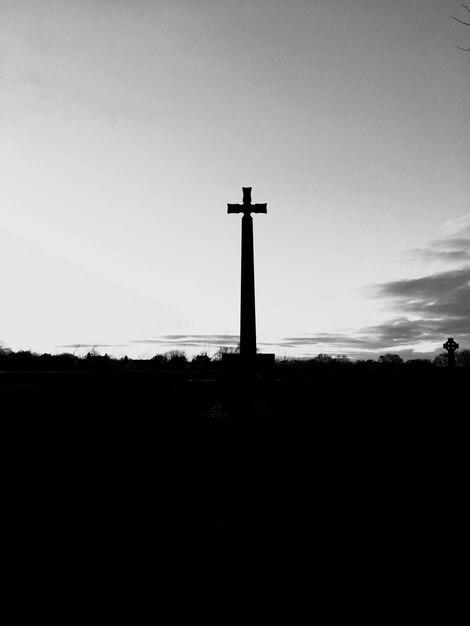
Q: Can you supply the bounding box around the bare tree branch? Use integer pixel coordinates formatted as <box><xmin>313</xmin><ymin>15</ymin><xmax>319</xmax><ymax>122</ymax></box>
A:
<box><xmin>451</xmin><ymin>4</ymin><xmax>470</xmax><ymax>50</ymax></box>
<box><xmin>451</xmin><ymin>15</ymin><xmax>470</xmax><ymax>26</ymax></box>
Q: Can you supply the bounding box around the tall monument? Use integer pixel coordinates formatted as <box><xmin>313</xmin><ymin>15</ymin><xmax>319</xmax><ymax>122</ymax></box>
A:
<box><xmin>228</xmin><ymin>187</ymin><xmax>267</xmax><ymax>367</ymax></box>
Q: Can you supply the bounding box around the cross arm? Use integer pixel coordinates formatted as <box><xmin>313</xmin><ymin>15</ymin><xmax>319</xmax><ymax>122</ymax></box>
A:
<box><xmin>227</xmin><ymin>203</ymin><xmax>243</xmax><ymax>214</ymax></box>
<box><xmin>227</xmin><ymin>203</ymin><xmax>267</xmax><ymax>214</ymax></box>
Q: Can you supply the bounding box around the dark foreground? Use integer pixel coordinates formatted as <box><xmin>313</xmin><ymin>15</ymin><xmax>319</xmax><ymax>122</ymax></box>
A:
<box><xmin>1</xmin><ymin>369</ymin><xmax>466</xmax><ymax>594</ymax></box>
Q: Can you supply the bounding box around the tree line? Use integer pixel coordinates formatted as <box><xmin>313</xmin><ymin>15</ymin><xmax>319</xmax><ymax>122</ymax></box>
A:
<box><xmin>0</xmin><ymin>343</ymin><xmax>468</xmax><ymax>371</ymax></box>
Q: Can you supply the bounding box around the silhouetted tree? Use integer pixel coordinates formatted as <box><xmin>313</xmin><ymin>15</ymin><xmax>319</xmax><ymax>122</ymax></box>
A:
<box><xmin>456</xmin><ymin>349</ymin><xmax>470</xmax><ymax>367</ymax></box>
<box><xmin>164</xmin><ymin>350</ymin><xmax>188</xmax><ymax>369</ymax></box>
<box><xmin>10</xmin><ymin>350</ymin><xmax>38</xmax><ymax>371</ymax></box>
<box><xmin>355</xmin><ymin>359</ymin><xmax>378</xmax><ymax>371</ymax></box>
<box><xmin>334</xmin><ymin>355</ymin><xmax>352</xmax><ymax>367</ymax></box>
<box><xmin>432</xmin><ymin>353</ymin><xmax>448</xmax><ymax>367</ymax></box>
<box><xmin>212</xmin><ymin>345</ymin><xmax>240</xmax><ymax>361</ymax></box>
<box><xmin>53</xmin><ymin>352</ymin><xmax>80</xmax><ymax>371</ymax></box>
<box><xmin>151</xmin><ymin>354</ymin><xmax>167</xmax><ymax>368</ymax></box>
<box><xmin>81</xmin><ymin>349</ymin><xmax>117</xmax><ymax>371</ymax></box>
<box><xmin>191</xmin><ymin>353</ymin><xmax>211</xmax><ymax>369</ymax></box>
<box><xmin>404</xmin><ymin>358</ymin><xmax>433</xmax><ymax>371</ymax></box>
<box><xmin>378</xmin><ymin>353</ymin><xmax>404</xmax><ymax>366</ymax></box>
<box><xmin>0</xmin><ymin>342</ymin><xmax>11</xmax><ymax>368</ymax></box>
<box><xmin>314</xmin><ymin>353</ymin><xmax>334</xmax><ymax>365</ymax></box>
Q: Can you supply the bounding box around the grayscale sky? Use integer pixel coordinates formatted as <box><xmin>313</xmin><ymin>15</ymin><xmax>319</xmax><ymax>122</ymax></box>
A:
<box><xmin>1</xmin><ymin>0</ymin><xmax>469</xmax><ymax>359</ymax></box>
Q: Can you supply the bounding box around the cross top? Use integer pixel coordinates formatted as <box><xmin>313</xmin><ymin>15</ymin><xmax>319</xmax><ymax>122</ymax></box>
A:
<box><xmin>443</xmin><ymin>338</ymin><xmax>459</xmax><ymax>352</ymax></box>
<box><xmin>227</xmin><ymin>187</ymin><xmax>267</xmax><ymax>216</ymax></box>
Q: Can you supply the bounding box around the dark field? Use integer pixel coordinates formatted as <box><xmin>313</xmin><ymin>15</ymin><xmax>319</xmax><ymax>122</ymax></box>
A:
<box><xmin>2</xmin><ymin>369</ymin><xmax>466</xmax><ymax>583</ymax></box>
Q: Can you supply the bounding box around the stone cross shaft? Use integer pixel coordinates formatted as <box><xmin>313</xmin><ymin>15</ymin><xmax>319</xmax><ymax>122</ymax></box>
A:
<box><xmin>443</xmin><ymin>337</ymin><xmax>459</xmax><ymax>368</ymax></box>
<box><xmin>228</xmin><ymin>187</ymin><xmax>267</xmax><ymax>362</ymax></box>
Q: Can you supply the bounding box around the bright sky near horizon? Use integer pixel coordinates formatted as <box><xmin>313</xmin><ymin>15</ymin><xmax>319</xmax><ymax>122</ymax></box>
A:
<box><xmin>1</xmin><ymin>0</ymin><xmax>469</xmax><ymax>360</ymax></box>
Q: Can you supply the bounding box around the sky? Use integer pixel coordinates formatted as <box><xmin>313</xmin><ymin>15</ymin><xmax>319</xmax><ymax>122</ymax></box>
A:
<box><xmin>1</xmin><ymin>0</ymin><xmax>469</xmax><ymax>360</ymax></box>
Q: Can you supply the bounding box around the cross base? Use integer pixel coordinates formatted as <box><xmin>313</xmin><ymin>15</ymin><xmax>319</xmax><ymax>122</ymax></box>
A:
<box><xmin>222</xmin><ymin>353</ymin><xmax>275</xmax><ymax>378</ymax></box>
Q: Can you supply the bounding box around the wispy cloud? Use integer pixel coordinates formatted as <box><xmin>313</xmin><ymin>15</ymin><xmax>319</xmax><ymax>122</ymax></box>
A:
<box><xmin>374</xmin><ymin>267</ymin><xmax>470</xmax><ymax>336</ymax></box>
<box><xmin>57</xmin><ymin>343</ymin><xmax>128</xmax><ymax>349</ymax></box>
<box><xmin>364</xmin><ymin>218</ymin><xmax>470</xmax><ymax>353</ymax></box>
<box><xmin>409</xmin><ymin>238</ymin><xmax>470</xmax><ymax>264</ymax></box>
<box><xmin>131</xmin><ymin>334</ymin><xmax>239</xmax><ymax>348</ymax></box>
<box><xmin>279</xmin><ymin>262</ymin><xmax>470</xmax><ymax>355</ymax></box>
<box><xmin>443</xmin><ymin>214</ymin><xmax>470</xmax><ymax>237</ymax></box>
<box><xmin>276</xmin><ymin>334</ymin><xmax>373</xmax><ymax>349</ymax></box>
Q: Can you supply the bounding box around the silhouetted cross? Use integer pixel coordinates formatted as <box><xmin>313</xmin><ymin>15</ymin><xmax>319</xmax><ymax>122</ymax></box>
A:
<box><xmin>443</xmin><ymin>337</ymin><xmax>459</xmax><ymax>353</ymax></box>
<box><xmin>228</xmin><ymin>187</ymin><xmax>267</xmax><ymax>216</ymax></box>
<box><xmin>227</xmin><ymin>187</ymin><xmax>267</xmax><ymax>364</ymax></box>
<box><xmin>443</xmin><ymin>337</ymin><xmax>459</xmax><ymax>368</ymax></box>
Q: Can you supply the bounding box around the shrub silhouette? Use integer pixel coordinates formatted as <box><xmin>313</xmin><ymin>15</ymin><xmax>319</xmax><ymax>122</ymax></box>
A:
<box><xmin>164</xmin><ymin>350</ymin><xmax>188</xmax><ymax>369</ymax></box>
<box><xmin>191</xmin><ymin>353</ymin><xmax>211</xmax><ymax>369</ymax></box>
<box><xmin>378</xmin><ymin>354</ymin><xmax>404</xmax><ymax>367</ymax></box>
